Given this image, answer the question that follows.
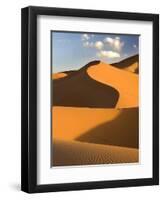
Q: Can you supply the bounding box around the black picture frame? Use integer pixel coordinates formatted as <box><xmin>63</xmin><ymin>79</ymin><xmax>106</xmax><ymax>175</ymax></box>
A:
<box><xmin>21</xmin><ymin>6</ymin><xmax>159</xmax><ymax>193</ymax></box>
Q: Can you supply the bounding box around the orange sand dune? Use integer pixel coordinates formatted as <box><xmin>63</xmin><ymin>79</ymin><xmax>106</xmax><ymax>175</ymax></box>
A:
<box><xmin>124</xmin><ymin>62</ymin><xmax>138</xmax><ymax>73</ymax></box>
<box><xmin>52</xmin><ymin>106</ymin><xmax>138</xmax><ymax>148</ymax></box>
<box><xmin>52</xmin><ymin>72</ymin><xmax>67</xmax><ymax>80</ymax></box>
<box><xmin>53</xmin><ymin>61</ymin><xmax>119</xmax><ymax>108</ymax></box>
<box><xmin>87</xmin><ymin>62</ymin><xmax>138</xmax><ymax>108</ymax></box>
<box><xmin>112</xmin><ymin>54</ymin><xmax>139</xmax><ymax>74</ymax></box>
<box><xmin>52</xmin><ymin>106</ymin><xmax>121</xmax><ymax>141</ymax></box>
<box><xmin>53</xmin><ymin>139</ymin><xmax>138</xmax><ymax>166</ymax></box>
<box><xmin>77</xmin><ymin>107</ymin><xmax>139</xmax><ymax>148</ymax></box>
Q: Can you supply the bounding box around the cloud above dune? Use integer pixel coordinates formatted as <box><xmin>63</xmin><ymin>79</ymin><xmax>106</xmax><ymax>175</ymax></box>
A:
<box><xmin>81</xmin><ymin>34</ymin><xmax>124</xmax><ymax>60</ymax></box>
<box><xmin>104</xmin><ymin>37</ymin><xmax>124</xmax><ymax>51</ymax></box>
<box><xmin>94</xmin><ymin>41</ymin><xmax>104</xmax><ymax>50</ymax></box>
<box><xmin>82</xmin><ymin>34</ymin><xmax>90</xmax><ymax>41</ymax></box>
<box><xmin>97</xmin><ymin>50</ymin><xmax>120</xmax><ymax>58</ymax></box>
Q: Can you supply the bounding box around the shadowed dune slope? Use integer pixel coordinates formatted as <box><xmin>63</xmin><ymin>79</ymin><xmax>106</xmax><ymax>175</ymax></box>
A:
<box><xmin>87</xmin><ymin>61</ymin><xmax>138</xmax><ymax>108</ymax></box>
<box><xmin>76</xmin><ymin>107</ymin><xmax>139</xmax><ymax>148</ymax></box>
<box><xmin>53</xmin><ymin>61</ymin><xmax>119</xmax><ymax>108</ymax></box>
<box><xmin>53</xmin><ymin>140</ymin><xmax>138</xmax><ymax>166</ymax></box>
<box><xmin>112</xmin><ymin>54</ymin><xmax>139</xmax><ymax>74</ymax></box>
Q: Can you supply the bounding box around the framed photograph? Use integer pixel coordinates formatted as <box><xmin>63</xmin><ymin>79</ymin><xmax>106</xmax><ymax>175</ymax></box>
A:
<box><xmin>21</xmin><ymin>6</ymin><xmax>159</xmax><ymax>193</ymax></box>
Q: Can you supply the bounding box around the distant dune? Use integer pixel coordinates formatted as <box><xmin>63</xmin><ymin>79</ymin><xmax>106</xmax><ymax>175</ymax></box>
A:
<box><xmin>52</xmin><ymin>72</ymin><xmax>67</xmax><ymax>80</ymax></box>
<box><xmin>112</xmin><ymin>54</ymin><xmax>139</xmax><ymax>74</ymax></box>
<box><xmin>53</xmin><ymin>140</ymin><xmax>138</xmax><ymax>166</ymax></box>
<box><xmin>52</xmin><ymin>70</ymin><xmax>77</xmax><ymax>80</ymax></box>
<box><xmin>53</xmin><ymin>61</ymin><xmax>119</xmax><ymax>108</ymax></box>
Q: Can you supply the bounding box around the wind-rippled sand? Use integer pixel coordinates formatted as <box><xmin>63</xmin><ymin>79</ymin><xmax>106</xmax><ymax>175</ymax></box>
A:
<box><xmin>53</xmin><ymin>140</ymin><xmax>138</xmax><ymax>166</ymax></box>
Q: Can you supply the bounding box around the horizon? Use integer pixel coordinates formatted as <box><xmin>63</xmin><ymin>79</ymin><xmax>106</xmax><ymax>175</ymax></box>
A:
<box><xmin>52</xmin><ymin>31</ymin><xmax>139</xmax><ymax>73</ymax></box>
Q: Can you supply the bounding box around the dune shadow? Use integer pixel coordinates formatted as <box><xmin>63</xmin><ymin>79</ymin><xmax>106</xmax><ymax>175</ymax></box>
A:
<box><xmin>53</xmin><ymin>61</ymin><xmax>119</xmax><ymax>108</ymax></box>
<box><xmin>112</xmin><ymin>54</ymin><xmax>139</xmax><ymax>73</ymax></box>
<box><xmin>76</xmin><ymin>107</ymin><xmax>139</xmax><ymax>148</ymax></box>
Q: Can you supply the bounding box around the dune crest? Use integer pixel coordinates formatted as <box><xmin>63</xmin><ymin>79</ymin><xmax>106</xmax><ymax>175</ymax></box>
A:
<box><xmin>53</xmin><ymin>61</ymin><xmax>119</xmax><ymax>108</ymax></box>
<box><xmin>87</xmin><ymin>61</ymin><xmax>138</xmax><ymax>108</ymax></box>
<box><xmin>112</xmin><ymin>54</ymin><xmax>139</xmax><ymax>74</ymax></box>
<box><xmin>52</xmin><ymin>72</ymin><xmax>67</xmax><ymax>80</ymax></box>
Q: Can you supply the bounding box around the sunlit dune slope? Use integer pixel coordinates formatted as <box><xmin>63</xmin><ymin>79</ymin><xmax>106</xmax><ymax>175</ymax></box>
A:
<box><xmin>87</xmin><ymin>61</ymin><xmax>138</xmax><ymax>108</ymax></box>
<box><xmin>112</xmin><ymin>54</ymin><xmax>139</xmax><ymax>74</ymax></box>
<box><xmin>52</xmin><ymin>70</ymin><xmax>77</xmax><ymax>80</ymax></box>
<box><xmin>53</xmin><ymin>61</ymin><xmax>119</xmax><ymax>108</ymax></box>
<box><xmin>52</xmin><ymin>107</ymin><xmax>138</xmax><ymax>148</ymax></box>
<box><xmin>52</xmin><ymin>106</ymin><xmax>121</xmax><ymax>141</ymax></box>
<box><xmin>53</xmin><ymin>140</ymin><xmax>138</xmax><ymax>166</ymax></box>
<box><xmin>52</xmin><ymin>72</ymin><xmax>67</xmax><ymax>80</ymax></box>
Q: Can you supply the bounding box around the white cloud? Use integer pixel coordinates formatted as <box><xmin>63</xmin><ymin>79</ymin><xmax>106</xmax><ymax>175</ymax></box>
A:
<box><xmin>83</xmin><ymin>41</ymin><xmax>94</xmax><ymax>48</ymax></box>
<box><xmin>97</xmin><ymin>50</ymin><xmax>120</xmax><ymax>58</ymax></box>
<box><xmin>104</xmin><ymin>37</ymin><xmax>114</xmax><ymax>45</ymax></box>
<box><xmin>133</xmin><ymin>44</ymin><xmax>137</xmax><ymax>48</ymax></box>
<box><xmin>82</xmin><ymin>34</ymin><xmax>90</xmax><ymax>40</ymax></box>
<box><xmin>104</xmin><ymin>37</ymin><xmax>124</xmax><ymax>51</ymax></box>
<box><xmin>94</xmin><ymin>41</ymin><xmax>104</xmax><ymax>50</ymax></box>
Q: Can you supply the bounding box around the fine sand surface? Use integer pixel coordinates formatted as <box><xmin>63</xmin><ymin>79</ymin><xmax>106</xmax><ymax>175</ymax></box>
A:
<box><xmin>53</xmin><ymin>140</ymin><xmax>138</xmax><ymax>166</ymax></box>
<box><xmin>52</xmin><ymin>107</ymin><xmax>138</xmax><ymax>148</ymax></box>
<box><xmin>52</xmin><ymin>106</ymin><xmax>121</xmax><ymax>141</ymax></box>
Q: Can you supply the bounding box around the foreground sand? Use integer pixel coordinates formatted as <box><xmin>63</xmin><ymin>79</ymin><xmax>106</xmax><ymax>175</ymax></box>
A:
<box><xmin>53</xmin><ymin>139</ymin><xmax>138</xmax><ymax>166</ymax></box>
<box><xmin>52</xmin><ymin>106</ymin><xmax>138</xmax><ymax>148</ymax></box>
<box><xmin>52</xmin><ymin>106</ymin><xmax>121</xmax><ymax>141</ymax></box>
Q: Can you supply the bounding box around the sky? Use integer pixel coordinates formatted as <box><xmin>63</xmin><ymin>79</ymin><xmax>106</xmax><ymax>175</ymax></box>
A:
<box><xmin>52</xmin><ymin>31</ymin><xmax>139</xmax><ymax>73</ymax></box>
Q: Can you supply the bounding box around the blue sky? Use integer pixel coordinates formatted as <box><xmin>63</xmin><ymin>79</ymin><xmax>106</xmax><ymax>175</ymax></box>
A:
<box><xmin>52</xmin><ymin>31</ymin><xmax>139</xmax><ymax>73</ymax></box>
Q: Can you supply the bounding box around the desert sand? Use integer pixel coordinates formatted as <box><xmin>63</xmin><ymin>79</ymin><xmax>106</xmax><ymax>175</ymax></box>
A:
<box><xmin>52</xmin><ymin>72</ymin><xmax>67</xmax><ymax>80</ymax></box>
<box><xmin>53</xmin><ymin>140</ymin><xmax>138</xmax><ymax>166</ymax></box>
<box><xmin>87</xmin><ymin>61</ymin><xmax>138</xmax><ymax>108</ymax></box>
<box><xmin>52</xmin><ymin>61</ymin><xmax>119</xmax><ymax>108</ymax></box>
<box><xmin>112</xmin><ymin>54</ymin><xmax>139</xmax><ymax>74</ymax></box>
<box><xmin>52</xmin><ymin>55</ymin><xmax>139</xmax><ymax>166</ymax></box>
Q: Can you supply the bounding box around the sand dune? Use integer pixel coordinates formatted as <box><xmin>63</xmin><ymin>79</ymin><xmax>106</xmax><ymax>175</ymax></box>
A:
<box><xmin>52</xmin><ymin>70</ymin><xmax>77</xmax><ymax>80</ymax></box>
<box><xmin>53</xmin><ymin>61</ymin><xmax>119</xmax><ymax>108</ymax></box>
<box><xmin>52</xmin><ymin>107</ymin><xmax>138</xmax><ymax>148</ymax></box>
<box><xmin>87</xmin><ymin>61</ymin><xmax>138</xmax><ymax>108</ymax></box>
<box><xmin>53</xmin><ymin>140</ymin><xmax>138</xmax><ymax>166</ymax></box>
<box><xmin>52</xmin><ymin>56</ymin><xmax>139</xmax><ymax>166</ymax></box>
<box><xmin>112</xmin><ymin>54</ymin><xmax>139</xmax><ymax>74</ymax></box>
<box><xmin>52</xmin><ymin>106</ymin><xmax>121</xmax><ymax>141</ymax></box>
<box><xmin>53</xmin><ymin>59</ymin><xmax>138</xmax><ymax>108</ymax></box>
<box><xmin>52</xmin><ymin>72</ymin><xmax>67</xmax><ymax>80</ymax></box>
<box><xmin>77</xmin><ymin>107</ymin><xmax>139</xmax><ymax>148</ymax></box>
